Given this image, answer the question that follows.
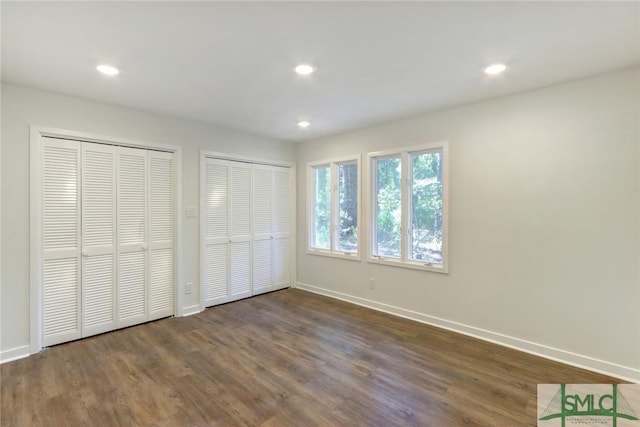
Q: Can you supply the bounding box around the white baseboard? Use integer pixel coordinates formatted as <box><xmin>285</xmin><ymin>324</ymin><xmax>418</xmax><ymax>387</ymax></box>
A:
<box><xmin>182</xmin><ymin>304</ymin><xmax>203</xmax><ymax>317</ymax></box>
<box><xmin>0</xmin><ymin>345</ymin><xmax>30</xmax><ymax>364</ymax></box>
<box><xmin>295</xmin><ymin>282</ymin><xmax>640</xmax><ymax>383</ymax></box>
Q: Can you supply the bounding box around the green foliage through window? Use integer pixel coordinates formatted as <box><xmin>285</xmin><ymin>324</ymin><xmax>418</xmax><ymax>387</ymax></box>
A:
<box><xmin>338</xmin><ymin>162</ymin><xmax>358</xmax><ymax>252</ymax></box>
<box><xmin>372</xmin><ymin>148</ymin><xmax>444</xmax><ymax>266</ymax></box>
<box><xmin>313</xmin><ymin>166</ymin><xmax>330</xmax><ymax>249</ymax></box>
<box><xmin>375</xmin><ymin>157</ymin><xmax>401</xmax><ymax>257</ymax></box>
<box><xmin>410</xmin><ymin>152</ymin><xmax>442</xmax><ymax>263</ymax></box>
<box><xmin>310</xmin><ymin>160</ymin><xmax>359</xmax><ymax>255</ymax></box>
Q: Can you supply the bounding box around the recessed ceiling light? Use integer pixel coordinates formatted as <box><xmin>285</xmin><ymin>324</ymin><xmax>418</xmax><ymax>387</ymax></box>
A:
<box><xmin>96</xmin><ymin>64</ymin><xmax>119</xmax><ymax>76</ymax></box>
<box><xmin>295</xmin><ymin>64</ymin><xmax>315</xmax><ymax>75</ymax></box>
<box><xmin>484</xmin><ymin>63</ymin><xmax>507</xmax><ymax>75</ymax></box>
<box><xmin>297</xmin><ymin>121</ymin><xmax>311</xmax><ymax>128</ymax></box>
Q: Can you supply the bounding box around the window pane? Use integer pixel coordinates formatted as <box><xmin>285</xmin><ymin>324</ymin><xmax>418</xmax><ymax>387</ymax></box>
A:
<box><xmin>337</xmin><ymin>162</ymin><xmax>358</xmax><ymax>252</ymax></box>
<box><xmin>410</xmin><ymin>151</ymin><xmax>443</xmax><ymax>264</ymax></box>
<box><xmin>313</xmin><ymin>166</ymin><xmax>330</xmax><ymax>249</ymax></box>
<box><xmin>375</xmin><ymin>157</ymin><xmax>401</xmax><ymax>258</ymax></box>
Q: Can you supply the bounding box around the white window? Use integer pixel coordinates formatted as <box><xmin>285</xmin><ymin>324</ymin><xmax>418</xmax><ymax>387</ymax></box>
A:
<box><xmin>367</xmin><ymin>141</ymin><xmax>448</xmax><ymax>272</ymax></box>
<box><xmin>308</xmin><ymin>156</ymin><xmax>361</xmax><ymax>259</ymax></box>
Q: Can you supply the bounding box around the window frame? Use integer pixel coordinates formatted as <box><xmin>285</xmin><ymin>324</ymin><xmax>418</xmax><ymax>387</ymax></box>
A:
<box><xmin>307</xmin><ymin>155</ymin><xmax>362</xmax><ymax>261</ymax></box>
<box><xmin>366</xmin><ymin>141</ymin><xmax>449</xmax><ymax>273</ymax></box>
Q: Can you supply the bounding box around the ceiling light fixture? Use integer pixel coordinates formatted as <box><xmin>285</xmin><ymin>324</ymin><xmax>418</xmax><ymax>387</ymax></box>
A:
<box><xmin>295</xmin><ymin>64</ymin><xmax>315</xmax><ymax>75</ymax></box>
<box><xmin>297</xmin><ymin>121</ymin><xmax>311</xmax><ymax>128</ymax></box>
<box><xmin>484</xmin><ymin>63</ymin><xmax>507</xmax><ymax>75</ymax></box>
<box><xmin>97</xmin><ymin>64</ymin><xmax>120</xmax><ymax>76</ymax></box>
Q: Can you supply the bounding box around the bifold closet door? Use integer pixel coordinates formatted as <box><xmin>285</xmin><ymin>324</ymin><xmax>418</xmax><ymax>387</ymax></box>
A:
<box><xmin>202</xmin><ymin>159</ymin><xmax>291</xmax><ymax>306</ymax></box>
<box><xmin>42</xmin><ymin>138</ymin><xmax>82</xmax><ymax>347</ymax></box>
<box><xmin>40</xmin><ymin>139</ymin><xmax>175</xmax><ymax>347</ymax></box>
<box><xmin>203</xmin><ymin>160</ymin><xmax>230</xmax><ymax>306</ymax></box>
<box><xmin>117</xmin><ymin>147</ymin><xmax>148</xmax><ymax>328</ymax></box>
<box><xmin>81</xmin><ymin>143</ymin><xmax>117</xmax><ymax>337</ymax></box>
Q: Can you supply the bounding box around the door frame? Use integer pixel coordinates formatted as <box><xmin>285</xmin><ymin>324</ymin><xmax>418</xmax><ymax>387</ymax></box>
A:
<box><xmin>199</xmin><ymin>150</ymin><xmax>296</xmax><ymax>312</ymax></box>
<box><xmin>30</xmin><ymin>126</ymin><xmax>183</xmax><ymax>354</ymax></box>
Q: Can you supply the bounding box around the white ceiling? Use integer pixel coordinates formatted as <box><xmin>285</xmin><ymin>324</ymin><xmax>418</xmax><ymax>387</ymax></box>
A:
<box><xmin>3</xmin><ymin>2</ymin><xmax>639</xmax><ymax>142</ymax></box>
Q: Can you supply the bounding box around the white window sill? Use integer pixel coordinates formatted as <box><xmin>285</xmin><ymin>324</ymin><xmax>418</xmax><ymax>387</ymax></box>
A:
<box><xmin>367</xmin><ymin>256</ymin><xmax>448</xmax><ymax>274</ymax></box>
<box><xmin>306</xmin><ymin>248</ymin><xmax>361</xmax><ymax>262</ymax></box>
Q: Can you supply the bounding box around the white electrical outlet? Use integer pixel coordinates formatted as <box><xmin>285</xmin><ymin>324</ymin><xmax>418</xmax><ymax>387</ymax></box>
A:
<box><xmin>185</xmin><ymin>282</ymin><xmax>193</xmax><ymax>294</ymax></box>
<box><xmin>369</xmin><ymin>278</ymin><xmax>375</xmax><ymax>290</ymax></box>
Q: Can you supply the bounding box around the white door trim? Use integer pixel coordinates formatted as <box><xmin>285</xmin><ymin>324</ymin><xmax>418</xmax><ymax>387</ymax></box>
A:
<box><xmin>30</xmin><ymin>126</ymin><xmax>183</xmax><ymax>355</ymax></box>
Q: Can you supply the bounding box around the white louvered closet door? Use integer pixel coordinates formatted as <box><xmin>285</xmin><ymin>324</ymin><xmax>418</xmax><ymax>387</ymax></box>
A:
<box><xmin>148</xmin><ymin>151</ymin><xmax>175</xmax><ymax>320</ymax></box>
<box><xmin>252</xmin><ymin>165</ymin><xmax>273</xmax><ymax>295</ymax></box>
<box><xmin>42</xmin><ymin>138</ymin><xmax>82</xmax><ymax>347</ymax></box>
<box><xmin>229</xmin><ymin>163</ymin><xmax>252</xmax><ymax>300</ymax></box>
<box><xmin>117</xmin><ymin>147</ymin><xmax>148</xmax><ymax>328</ymax></box>
<box><xmin>203</xmin><ymin>159</ymin><xmax>230</xmax><ymax>306</ymax></box>
<box><xmin>272</xmin><ymin>167</ymin><xmax>291</xmax><ymax>290</ymax></box>
<box><xmin>81</xmin><ymin>143</ymin><xmax>117</xmax><ymax>337</ymax></box>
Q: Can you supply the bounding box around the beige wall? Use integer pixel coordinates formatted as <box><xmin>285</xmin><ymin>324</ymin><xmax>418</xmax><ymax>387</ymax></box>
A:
<box><xmin>296</xmin><ymin>68</ymin><xmax>640</xmax><ymax>380</ymax></box>
<box><xmin>1</xmin><ymin>83</ymin><xmax>295</xmax><ymax>357</ymax></box>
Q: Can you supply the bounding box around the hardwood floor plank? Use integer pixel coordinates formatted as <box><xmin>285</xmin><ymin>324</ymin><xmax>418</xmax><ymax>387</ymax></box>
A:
<box><xmin>1</xmin><ymin>289</ymin><xmax>622</xmax><ymax>426</ymax></box>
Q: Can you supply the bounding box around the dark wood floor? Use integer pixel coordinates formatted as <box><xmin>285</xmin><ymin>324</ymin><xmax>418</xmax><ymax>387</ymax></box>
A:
<box><xmin>1</xmin><ymin>289</ymin><xmax>619</xmax><ymax>426</ymax></box>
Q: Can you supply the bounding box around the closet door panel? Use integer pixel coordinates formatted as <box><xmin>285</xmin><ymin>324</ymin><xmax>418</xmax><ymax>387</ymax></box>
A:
<box><xmin>81</xmin><ymin>143</ymin><xmax>117</xmax><ymax>337</ymax></box>
<box><xmin>252</xmin><ymin>167</ymin><xmax>272</xmax><ymax>239</ymax></box>
<box><xmin>117</xmin><ymin>147</ymin><xmax>148</xmax><ymax>327</ymax></box>
<box><xmin>252</xmin><ymin>239</ymin><xmax>272</xmax><ymax>294</ymax></box>
<box><xmin>203</xmin><ymin>160</ymin><xmax>230</xmax><ymax>306</ymax></box>
<box><xmin>42</xmin><ymin>138</ymin><xmax>82</xmax><ymax>346</ymax></box>
<box><xmin>148</xmin><ymin>151</ymin><xmax>174</xmax><ymax>320</ymax></box>
<box><xmin>230</xmin><ymin>241</ymin><xmax>251</xmax><ymax>296</ymax></box>
<box><xmin>272</xmin><ymin>168</ymin><xmax>291</xmax><ymax>289</ymax></box>
<box><xmin>252</xmin><ymin>166</ymin><xmax>274</xmax><ymax>295</ymax></box>
<box><xmin>229</xmin><ymin>164</ymin><xmax>252</xmax><ymax>299</ymax></box>
<box><xmin>273</xmin><ymin>237</ymin><xmax>290</xmax><ymax>288</ymax></box>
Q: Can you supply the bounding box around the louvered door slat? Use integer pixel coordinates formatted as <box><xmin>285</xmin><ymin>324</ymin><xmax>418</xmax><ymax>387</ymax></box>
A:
<box><xmin>252</xmin><ymin>239</ymin><xmax>272</xmax><ymax>293</ymax></box>
<box><xmin>272</xmin><ymin>168</ymin><xmax>291</xmax><ymax>290</ymax></box>
<box><xmin>119</xmin><ymin>151</ymin><xmax>147</xmax><ymax>245</ymax></box>
<box><xmin>117</xmin><ymin>147</ymin><xmax>148</xmax><ymax>327</ymax></box>
<box><xmin>205</xmin><ymin>162</ymin><xmax>229</xmax><ymax>240</ymax></box>
<box><xmin>231</xmin><ymin>165</ymin><xmax>252</xmax><ymax>237</ymax></box>
<box><xmin>230</xmin><ymin>242</ymin><xmax>251</xmax><ymax>296</ymax></box>
<box><xmin>42</xmin><ymin>138</ymin><xmax>82</xmax><ymax>346</ymax></box>
<box><xmin>204</xmin><ymin>244</ymin><xmax>228</xmax><ymax>301</ymax></box>
<box><xmin>150</xmin><ymin>248</ymin><xmax>173</xmax><ymax>314</ymax></box>
<box><xmin>273</xmin><ymin>237</ymin><xmax>290</xmax><ymax>286</ymax></box>
<box><xmin>43</xmin><ymin>258</ymin><xmax>80</xmax><ymax>340</ymax></box>
<box><xmin>82</xmin><ymin>143</ymin><xmax>117</xmax><ymax>337</ymax></box>
<box><xmin>252</xmin><ymin>166</ymin><xmax>274</xmax><ymax>295</ymax></box>
<box><xmin>203</xmin><ymin>159</ymin><xmax>230</xmax><ymax>306</ymax></box>
<box><xmin>253</xmin><ymin>167</ymin><xmax>272</xmax><ymax>237</ymax></box>
<box><xmin>229</xmin><ymin>164</ymin><xmax>252</xmax><ymax>300</ymax></box>
<box><xmin>148</xmin><ymin>151</ymin><xmax>174</xmax><ymax>320</ymax></box>
<box><xmin>150</xmin><ymin>154</ymin><xmax>173</xmax><ymax>243</ymax></box>
<box><xmin>273</xmin><ymin>169</ymin><xmax>290</xmax><ymax>235</ymax></box>
<box><xmin>83</xmin><ymin>254</ymin><xmax>115</xmax><ymax>328</ymax></box>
